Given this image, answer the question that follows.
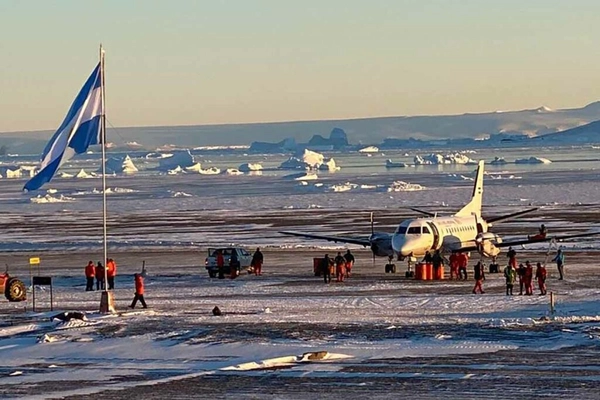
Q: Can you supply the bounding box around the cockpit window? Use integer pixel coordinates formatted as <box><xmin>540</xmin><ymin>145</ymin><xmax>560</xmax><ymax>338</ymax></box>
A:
<box><xmin>422</xmin><ymin>226</ymin><xmax>431</xmax><ymax>234</ymax></box>
<box><xmin>396</xmin><ymin>226</ymin><xmax>407</xmax><ymax>234</ymax></box>
<box><xmin>407</xmin><ymin>227</ymin><xmax>421</xmax><ymax>234</ymax></box>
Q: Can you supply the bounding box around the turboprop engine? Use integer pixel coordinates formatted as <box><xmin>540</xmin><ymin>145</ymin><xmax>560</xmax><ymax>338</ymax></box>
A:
<box><xmin>475</xmin><ymin>232</ymin><xmax>503</xmax><ymax>258</ymax></box>
<box><xmin>369</xmin><ymin>233</ymin><xmax>394</xmax><ymax>258</ymax></box>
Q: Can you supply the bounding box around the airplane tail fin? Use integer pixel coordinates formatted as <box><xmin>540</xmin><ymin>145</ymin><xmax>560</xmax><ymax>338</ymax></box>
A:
<box><xmin>455</xmin><ymin>160</ymin><xmax>484</xmax><ymax>218</ymax></box>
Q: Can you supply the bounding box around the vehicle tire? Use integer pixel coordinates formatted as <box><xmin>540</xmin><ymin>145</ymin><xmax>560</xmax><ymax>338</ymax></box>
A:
<box><xmin>208</xmin><ymin>271</ymin><xmax>217</xmax><ymax>278</ymax></box>
<box><xmin>5</xmin><ymin>278</ymin><xmax>26</xmax><ymax>302</ymax></box>
<box><xmin>384</xmin><ymin>264</ymin><xmax>390</xmax><ymax>273</ymax></box>
<box><xmin>391</xmin><ymin>265</ymin><xmax>397</xmax><ymax>274</ymax></box>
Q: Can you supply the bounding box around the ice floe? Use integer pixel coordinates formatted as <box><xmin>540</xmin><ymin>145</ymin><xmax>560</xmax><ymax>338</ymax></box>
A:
<box><xmin>515</xmin><ymin>156</ymin><xmax>552</xmax><ymax>164</ymax></box>
<box><xmin>490</xmin><ymin>157</ymin><xmax>508</xmax><ymax>165</ymax></box>
<box><xmin>224</xmin><ymin>168</ymin><xmax>244</xmax><ymax>175</ymax></box>
<box><xmin>358</xmin><ymin>146</ymin><xmax>379</xmax><ymax>153</ymax></box>
<box><xmin>414</xmin><ymin>153</ymin><xmax>477</xmax><ymax>165</ymax></box>
<box><xmin>387</xmin><ymin>180</ymin><xmax>425</xmax><ymax>191</ymax></box>
<box><xmin>30</xmin><ymin>194</ymin><xmax>76</xmax><ymax>203</ymax></box>
<box><xmin>385</xmin><ymin>159</ymin><xmax>407</xmax><ymax>168</ymax></box>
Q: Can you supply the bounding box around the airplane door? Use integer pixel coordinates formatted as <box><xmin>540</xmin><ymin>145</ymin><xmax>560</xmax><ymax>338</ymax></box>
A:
<box><xmin>427</xmin><ymin>222</ymin><xmax>440</xmax><ymax>249</ymax></box>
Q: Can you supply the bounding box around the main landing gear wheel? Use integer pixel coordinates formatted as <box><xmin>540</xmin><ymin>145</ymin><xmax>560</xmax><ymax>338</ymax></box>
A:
<box><xmin>5</xmin><ymin>278</ymin><xmax>26</xmax><ymax>302</ymax></box>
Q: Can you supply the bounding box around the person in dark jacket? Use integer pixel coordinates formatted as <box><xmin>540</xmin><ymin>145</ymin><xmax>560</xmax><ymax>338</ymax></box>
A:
<box><xmin>472</xmin><ymin>261</ymin><xmax>485</xmax><ymax>294</ymax></box>
<box><xmin>251</xmin><ymin>247</ymin><xmax>264</xmax><ymax>276</ymax></box>
<box><xmin>322</xmin><ymin>254</ymin><xmax>332</xmax><ymax>284</ymax></box>
<box><xmin>229</xmin><ymin>250</ymin><xmax>239</xmax><ymax>279</ymax></box>
<box><xmin>524</xmin><ymin>261</ymin><xmax>534</xmax><ymax>295</ymax></box>
<box><xmin>432</xmin><ymin>250</ymin><xmax>444</xmax><ymax>278</ymax></box>
<box><xmin>344</xmin><ymin>250</ymin><xmax>355</xmax><ymax>277</ymax></box>
<box><xmin>422</xmin><ymin>251</ymin><xmax>433</xmax><ymax>264</ymax></box>
<box><xmin>517</xmin><ymin>263</ymin><xmax>526</xmax><ymax>295</ymax></box>
<box><xmin>95</xmin><ymin>262</ymin><xmax>105</xmax><ymax>291</ymax></box>
<box><xmin>507</xmin><ymin>247</ymin><xmax>517</xmax><ymax>269</ymax></box>
<box><xmin>552</xmin><ymin>249</ymin><xmax>565</xmax><ymax>280</ymax></box>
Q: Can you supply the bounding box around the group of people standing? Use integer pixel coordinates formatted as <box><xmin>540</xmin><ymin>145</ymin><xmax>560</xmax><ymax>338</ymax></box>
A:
<box><xmin>504</xmin><ymin>260</ymin><xmax>547</xmax><ymax>296</ymax></box>
<box><xmin>448</xmin><ymin>252</ymin><xmax>470</xmax><ymax>280</ymax></box>
<box><xmin>321</xmin><ymin>250</ymin><xmax>355</xmax><ymax>283</ymax></box>
<box><xmin>85</xmin><ymin>258</ymin><xmax>117</xmax><ymax>291</ymax></box>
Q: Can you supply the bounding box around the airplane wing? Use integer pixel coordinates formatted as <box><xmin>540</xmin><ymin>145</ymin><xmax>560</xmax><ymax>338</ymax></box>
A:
<box><xmin>486</xmin><ymin>207</ymin><xmax>539</xmax><ymax>225</ymax></box>
<box><xmin>410</xmin><ymin>208</ymin><xmax>436</xmax><ymax>217</ymax></box>
<box><xmin>454</xmin><ymin>231</ymin><xmax>600</xmax><ymax>253</ymax></box>
<box><xmin>279</xmin><ymin>231</ymin><xmax>371</xmax><ymax>247</ymax></box>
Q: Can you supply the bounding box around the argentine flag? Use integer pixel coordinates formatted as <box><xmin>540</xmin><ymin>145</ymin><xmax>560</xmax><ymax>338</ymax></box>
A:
<box><xmin>24</xmin><ymin>63</ymin><xmax>103</xmax><ymax>191</ymax></box>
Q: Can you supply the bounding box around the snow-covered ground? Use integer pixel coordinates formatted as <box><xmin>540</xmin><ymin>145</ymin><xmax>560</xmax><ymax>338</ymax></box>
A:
<box><xmin>1</xmin><ymin>144</ymin><xmax>600</xmax><ymax>398</ymax></box>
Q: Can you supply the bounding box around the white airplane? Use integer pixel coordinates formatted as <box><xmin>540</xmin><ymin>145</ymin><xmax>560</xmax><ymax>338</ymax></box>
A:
<box><xmin>281</xmin><ymin>160</ymin><xmax>600</xmax><ymax>264</ymax></box>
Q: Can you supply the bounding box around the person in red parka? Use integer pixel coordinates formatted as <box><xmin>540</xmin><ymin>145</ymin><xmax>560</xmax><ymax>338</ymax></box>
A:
<box><xmin>535</xmin><ymin>262</ymin><xmax>547</xmax><ymax>295</ymax></box>
<box><xmin>106</xmin><ymin>258</ymin><xmax>117</xmax><ymax>290</ymax></box>
<box><xmin>524</xmin><ymin>261</ymin><xmax>534</xmax><ymax>295</ymax></box>
<box><xmin>129</xmin><ymin>273</ymin><xmax>147</xmax><ymax>309</ymax></box>
<box><xmin>85</xmin><ymin>261</ymin><xmax>95</xmax><ymax>291</ymax></box>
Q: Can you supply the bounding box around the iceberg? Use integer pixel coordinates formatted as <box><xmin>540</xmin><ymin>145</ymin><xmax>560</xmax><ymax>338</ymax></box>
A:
<box><xmin>387</xmin><ymin>181</ymin><xmax>425</xmax><ymax>192</ymax></box>
<box><xmin>185</xmin><ymin>163</ymin><xmax>203</xmax><ymax>173</ymax></box>
<box><xmin>318</xmin><ymin>158</ymin><xmax>340</xmax><ymax>172</ymax></box>
<box><xmin>30</xmin><ymin>194</ymin><xmax>76</xmax><ymax>203</ymax></box>
<box><xmin>239</xmin><ymin>163</ymin><xmax>263</xmax><ymax>172</ymax></box>
<box><xmin>102</xmin><ymin>155</ymin><xmax>138</xmax><ymax>174</ymax></box>
<box><xmin>414</xmin><ymin>153</ymin><xmax>476</xmax><ymax>165</ymax></box>
<box><xmin>76</xmin><ymin>169</ymin><xmax>94</xmax><ymax>178</ymax></box>
<box><xmin>167</xmin><ymin>166</ymin><xmax>185</xmax><ymax>175</ymax></box>
<box><xmin>490</xmin><ymin>157</ymin><xmax>507</xmax><ymax>165</ymax></box>
<box><xmin>158</xmin><ymin>150</ymin><xmax>195</xmax><ymax>170</ymax></box>
<box><xmin>279</xmin><ymin>149</ymin><xmax>324</xmax><ymax>170</ymax></box>
<box><xmin>359</xmin><ymin>146</ymin><xmax>379</xmax><ymax>153</ymax></box>
<box><xmin>224</xmin><ymin>168</ymin><xmax>244</xmax><ymax>175</ymax></box>
<box><xmin>515</xmin><ymin>157</ymin><xmax>552</xmax><ymax>164</ymax></box>
<box><xmin>198</xmin><ymin>167</ymin><xmax>221</xmax><ymax>175</ymax></box>
<box><xmin>0</xmin><ymin>165</ymin><xmax>36</xmax><ymax>178</ymax></box>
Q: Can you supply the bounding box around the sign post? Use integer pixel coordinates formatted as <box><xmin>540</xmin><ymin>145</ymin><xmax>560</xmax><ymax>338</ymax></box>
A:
<box><xmin>29</xmin><ymin>257</ymin><xmax>40</xmax><ymax>288</ymax></box>
<box><xmin>32</xmin><ymin>276</ymin><xmax>53</xmax><ymax>312</ymax></box>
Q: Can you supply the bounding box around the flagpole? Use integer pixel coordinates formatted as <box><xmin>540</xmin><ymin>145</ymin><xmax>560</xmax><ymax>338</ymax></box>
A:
<box><xmin>100</xmin><ymin>44</ymin><xmax>108</xmax><ymax>287</ymax></box>
<box><xmin>98</xmin><ymin>44</ymin><xmax>114</xmax><ymax>313</ymax></box>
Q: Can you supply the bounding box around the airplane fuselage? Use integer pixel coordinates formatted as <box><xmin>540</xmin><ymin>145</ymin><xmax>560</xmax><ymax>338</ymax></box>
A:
<box><xmin>392</xmin><ymin>214</ymin><xmax>489</xmax><ymax>258</ymax></box>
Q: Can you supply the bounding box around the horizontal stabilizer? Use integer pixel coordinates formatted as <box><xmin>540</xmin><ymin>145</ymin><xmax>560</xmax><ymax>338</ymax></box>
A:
<box><xmin>487</xmin><ymin>208</ymin><xmax>539</xmax><ymax>225</ymax></box>
<box><xmin>279</xmin><ymin>231</ymin><xmax>371</xmax><ymax>247</ymax></box>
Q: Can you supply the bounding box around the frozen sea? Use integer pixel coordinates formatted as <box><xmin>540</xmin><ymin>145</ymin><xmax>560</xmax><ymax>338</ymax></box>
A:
<box><xmin>1</xmin><ymin>144</ymin><xmax>600</xmax><ymax>399</ymax></box>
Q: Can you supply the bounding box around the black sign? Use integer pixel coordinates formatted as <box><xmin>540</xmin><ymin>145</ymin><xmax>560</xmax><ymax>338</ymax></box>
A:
<box><xmin>32</xmin><ymin>276</ymin><xmax>52</xmax><ymax>286</ymax></box>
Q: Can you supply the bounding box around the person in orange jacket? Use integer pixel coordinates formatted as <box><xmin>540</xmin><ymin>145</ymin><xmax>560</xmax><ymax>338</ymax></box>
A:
<box><xmin>129</xmin><ymin>273</ymin><xmax>147</xmax><ymax>309</ymax></box>
<box><xmin>95</xmin><ymin>262</ymin><xmax>105</xmax><ymax>291</ymax></box>
<box><xmin>85</xmin><ymin>261</ymin><xmax>95</xmax><ymax>291</ymax></box>
<box><xmin>106</xmin><ymin>258</ymin><xmax>117</xmax><ymax>290</ymax></box>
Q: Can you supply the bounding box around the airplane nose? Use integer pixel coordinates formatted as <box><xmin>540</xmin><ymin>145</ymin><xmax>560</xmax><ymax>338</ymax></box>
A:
<box><xmin>392</xmin><ymin>234</ymin><xmax>415</xmax><ymax>257</ymax></box>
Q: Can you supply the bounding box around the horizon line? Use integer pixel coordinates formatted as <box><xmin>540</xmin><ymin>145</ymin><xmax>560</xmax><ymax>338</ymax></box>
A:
<box><xmin>2</xmin><ymin>100</ymin><xmax>597</xmax><ymax>136</ymax></box>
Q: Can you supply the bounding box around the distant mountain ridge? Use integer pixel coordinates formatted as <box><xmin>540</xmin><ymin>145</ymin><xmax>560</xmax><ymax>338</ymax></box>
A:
<box><xmin>3</xmin><ymin>101</ymin><xmax>600</xmax><ymax>153</ymax></box>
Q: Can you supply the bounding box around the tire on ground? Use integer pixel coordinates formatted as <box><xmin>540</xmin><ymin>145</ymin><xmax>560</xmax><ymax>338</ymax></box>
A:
<box><xmin>5</xmin><ymin>278</ymin><xmax>26</xmax><ymax>302</ymax></box>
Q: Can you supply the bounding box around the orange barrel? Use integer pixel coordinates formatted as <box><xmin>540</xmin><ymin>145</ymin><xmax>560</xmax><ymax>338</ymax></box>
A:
<box><xmin>434</xmin><ymin>266</ymin><xmax>444</xmax><ymax>280</ymax></box>
<box><xmin>425</xmin><ymin>263</ymin><xmax>433</xmax><ymax>280</ymax></box>
<box><xmin>414</xmin><ymin>263</ymin><xmax>423</xmax><ymax>280</ymax></box>
<box><xmin>313</xmin><ymin>258</ymin><xmax>322</xmax><ymax>276</ymax></box>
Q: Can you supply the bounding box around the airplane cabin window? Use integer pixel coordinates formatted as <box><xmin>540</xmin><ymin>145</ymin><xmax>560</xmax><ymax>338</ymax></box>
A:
<box><xmin>422</xmin><ymin>227</ymin><xmax>431</xmax><ymax>234</ymax></box>
<box><xmin>407</xmin><ymin>227</ymin><xmax>421</xmax><ymax>234</ymax></box>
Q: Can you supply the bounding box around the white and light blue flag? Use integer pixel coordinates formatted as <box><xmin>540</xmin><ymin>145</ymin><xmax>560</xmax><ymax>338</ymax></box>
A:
<box><xmin>24</xmin><ymin>63</ymin><xmax>103</xmax><ymax>191</ymax></box>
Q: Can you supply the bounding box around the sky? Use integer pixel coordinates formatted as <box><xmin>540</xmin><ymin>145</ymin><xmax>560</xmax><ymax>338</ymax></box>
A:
<box><xmin>1</xmin><ymin>0</ymin><xmax>600</xmax><ymax>132</ymax></box>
